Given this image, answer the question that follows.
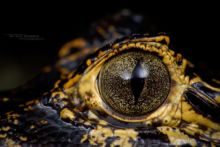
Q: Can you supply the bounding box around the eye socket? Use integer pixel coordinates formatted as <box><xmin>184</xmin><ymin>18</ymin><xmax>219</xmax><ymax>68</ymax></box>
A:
<box><xmin>78</xmin><ymin>35</ymin><xmax>187</xmax><ymax>122</ymax></box>
<box><xmin>98</xmin><ymin>49</ymin><xmax>170</xmax><ymax>116</ymax></box>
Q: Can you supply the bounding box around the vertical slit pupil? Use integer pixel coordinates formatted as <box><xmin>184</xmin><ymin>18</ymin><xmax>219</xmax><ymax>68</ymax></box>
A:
<box><xmin>131</xmin><ymin>60</ymin><xmax>145</xmax><ymax>104</ymax></box>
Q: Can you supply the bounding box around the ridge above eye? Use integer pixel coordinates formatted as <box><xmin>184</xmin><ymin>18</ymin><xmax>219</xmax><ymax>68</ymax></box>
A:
<box><xmin>98</xmin><ymin>49</ymin><xmax>171</xmax><ymax>116</ymax></box>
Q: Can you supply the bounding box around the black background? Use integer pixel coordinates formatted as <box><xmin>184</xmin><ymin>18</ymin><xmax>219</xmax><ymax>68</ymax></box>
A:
<box><xmin>0</xmin><ymin>1</ymin><xmax>220</xmax><ymax>90</ymax></box>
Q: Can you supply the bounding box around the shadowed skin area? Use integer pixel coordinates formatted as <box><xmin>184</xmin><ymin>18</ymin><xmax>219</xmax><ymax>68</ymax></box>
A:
<box><xmin>0</xmin><ymin>10</ymin><xmax>220</xmax><ymax>146</ymax></box>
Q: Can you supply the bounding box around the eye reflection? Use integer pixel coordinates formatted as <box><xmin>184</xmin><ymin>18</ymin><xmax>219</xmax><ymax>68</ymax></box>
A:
<box><xmin>98</xmin><ymin>50</ymin><xmax>171</xmax><ymax>116</ymax></box>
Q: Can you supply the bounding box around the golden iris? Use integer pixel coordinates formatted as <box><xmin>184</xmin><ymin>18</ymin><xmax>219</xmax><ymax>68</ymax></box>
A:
<box><xmin>98</xmin><ymin>50</ymin><xmax>170</xmax><ymax>116</ymax></box>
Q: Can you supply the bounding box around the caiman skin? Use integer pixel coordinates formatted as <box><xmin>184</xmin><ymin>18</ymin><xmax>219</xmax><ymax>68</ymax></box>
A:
<box><xmin>1</xmin><ymin>10</ymin><xmax>220</xmax><ymax>146</ymax></box>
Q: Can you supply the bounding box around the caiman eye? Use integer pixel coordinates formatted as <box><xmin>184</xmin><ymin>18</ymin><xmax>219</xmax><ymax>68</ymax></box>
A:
<box><xmin>78</xmin><ymin>35</ymin><xmax>186</xmax><ymax>122</ymax></box>
<box><xmin>98</xmin><ymin>50</ymin><xmax>170</xmax><ymax>116</ymax></box>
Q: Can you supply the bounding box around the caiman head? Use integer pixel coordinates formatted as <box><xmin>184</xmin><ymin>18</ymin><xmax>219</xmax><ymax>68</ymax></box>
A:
<box><xmin>35</xmin><ymin>34</ymin><xmax>220</xmax><ymax>146</ymax></box>
<box><xmin>65</xmin><ymin>34</ymin><xmax>220</xmax><ymax>146</ymax></box>
<box><xmin>0</xmin><ymin>17</ymin><xmax>220</xmax><ymax>147</ymax></box>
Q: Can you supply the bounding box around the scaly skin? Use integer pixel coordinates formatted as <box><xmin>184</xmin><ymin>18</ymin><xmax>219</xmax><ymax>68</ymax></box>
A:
<box><xmin>1</xmin><ymin>10</ymin><xmax>220</xmax><ymax>146</ymax></box>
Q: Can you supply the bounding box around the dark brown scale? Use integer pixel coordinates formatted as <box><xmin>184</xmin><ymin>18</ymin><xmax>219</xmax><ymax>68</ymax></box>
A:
<box><xmin>185</xmin><ymin>89</ymin><xmax>220</xmax><ymax>122</ymax></box>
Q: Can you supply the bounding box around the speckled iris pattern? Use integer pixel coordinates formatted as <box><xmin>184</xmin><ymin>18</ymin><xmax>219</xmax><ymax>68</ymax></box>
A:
<box><xmin>98</xmin><ymin>50</ymin><xmax>170</xmax><ymax>116</ymax></box>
